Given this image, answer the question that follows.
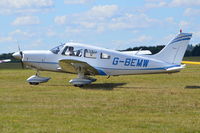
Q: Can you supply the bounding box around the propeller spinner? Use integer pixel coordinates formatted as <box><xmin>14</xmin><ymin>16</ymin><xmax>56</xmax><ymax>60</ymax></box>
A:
<box><xmin>12</xmin><ymin>46</ymin><xmax>25</xmax><ymax>69</ymax></box>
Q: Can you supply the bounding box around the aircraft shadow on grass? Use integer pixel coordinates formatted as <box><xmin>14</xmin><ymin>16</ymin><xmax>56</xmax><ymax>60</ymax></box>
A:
<box><xmin>185</xmin><ymin>86</ymin><xmax>200</xmax><ymax>89</ymax></box>
<box><xmin>80</xmin><ymin>83</ymin><xmax>162</xmax><ymax>90</ymax></box>
<box><xmin>43</xmin><ymin>83</ymin><xmax>127</xmax><ymax>90</ymax></box>
<box><xmin>82</xmin><ymin>83</ymin><xmax>127</xmax><ymax>90</ymax></box>
<box><xmin>43</xmin><ymin>83</ymin><xmax>166</xmax><ymax>90</ymax></box>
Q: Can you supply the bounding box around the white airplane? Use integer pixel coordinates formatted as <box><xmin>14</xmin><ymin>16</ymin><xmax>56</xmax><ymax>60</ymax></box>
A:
<box><xmin>0</xmin><ymin>59</ymin><xmax>11</xmax><ymax>63</ymax></box>
<box><xmin>12</xmin><ymin>32</ymin><xmax>192</xmax><ymax>87</ymax></box>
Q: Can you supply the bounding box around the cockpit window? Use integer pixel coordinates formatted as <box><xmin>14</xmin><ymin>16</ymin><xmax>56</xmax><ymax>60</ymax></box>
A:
<box><xmin>62</xmin><ymin>46</ymin><xmax>83</xmax><ymax>57</ymax></box>
<box><xmin>50</xmin><ymin>44</ymin><xmax>65</xmax><ymax>54</ymax></box>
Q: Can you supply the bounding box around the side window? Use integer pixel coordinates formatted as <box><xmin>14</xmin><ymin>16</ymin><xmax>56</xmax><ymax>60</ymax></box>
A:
<box><xmin>101</xmin><ymin>53</ymin><xmax>111</xmax><ymax>59</ymax></box>
<box><xmin>62</xmin><ymin>46</ymin><xmax>83</xmax><ymax>57</ymax></box>
<box><xmin>84</xmin><ymin>49</ymin><xmax>97</xmax><ymax>59</ymax></box>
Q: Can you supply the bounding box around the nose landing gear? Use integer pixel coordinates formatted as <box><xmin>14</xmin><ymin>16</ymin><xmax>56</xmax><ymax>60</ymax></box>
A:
<box><xmin>27</xmin><ymin>71</ymin><xmax>51</xmax><ymax>85</ymax></box>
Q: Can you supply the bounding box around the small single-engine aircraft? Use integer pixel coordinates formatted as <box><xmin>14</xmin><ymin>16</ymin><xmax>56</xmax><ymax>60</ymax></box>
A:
<box><xmin>12</xmin><ymin>32</ymin><xmax>192</xmax><ymax>87</ymax></box>
<box><xmin>0</xmin><ymin>59</ymin><xmax>11</xmax><ymax>63</ymax></box>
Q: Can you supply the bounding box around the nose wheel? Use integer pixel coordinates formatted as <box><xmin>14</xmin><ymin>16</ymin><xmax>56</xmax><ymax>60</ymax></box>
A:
<box><xmin>27</xmin><ymin>70</ymin><xmax>51</xmax><ymax>85</ymax></box>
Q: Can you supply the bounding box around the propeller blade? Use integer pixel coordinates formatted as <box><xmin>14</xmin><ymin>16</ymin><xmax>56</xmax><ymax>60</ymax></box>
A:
<box><xmin>20</xmin><ymin>60</ymin><xmax>24</xmax><ymax>69</ymax></box>
<box><xmin>18</xmin><ymin>45</ymin><xmax>21</xmax><ymax>52</ymax></box>
<box><xmin>18</xmin><ymin>45</ymin><xmax>24</xmax><ymax>69</ymax></box>
<box><xmin>20</xmin><ymin>51</ymin><xmax>23</xmax><ymax>59</ymax></box>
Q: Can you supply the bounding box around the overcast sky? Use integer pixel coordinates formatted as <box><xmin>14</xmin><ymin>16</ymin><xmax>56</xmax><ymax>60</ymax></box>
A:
<box><xmin>0</xmin><ymin>0</ymin><xmax>200</xmax><ymax>54</ymax></box>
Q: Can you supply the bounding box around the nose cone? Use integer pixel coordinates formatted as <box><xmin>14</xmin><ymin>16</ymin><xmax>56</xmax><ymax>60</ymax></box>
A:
<box><xmin>12</xmin><ymin>52</ymin><xmax>21</xmax><ymax>60</ymax></box>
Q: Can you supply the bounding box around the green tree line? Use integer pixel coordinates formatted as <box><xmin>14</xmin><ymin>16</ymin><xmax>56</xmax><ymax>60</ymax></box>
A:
<box><xmin>0</xmin><ymin>53</ymin><xmax>18</xmax><ymax>62</ymax></box>
<box><xmin>123</xmin><ymin>44</ymin><xmax>200</xmax><ymax>56</ymax></box>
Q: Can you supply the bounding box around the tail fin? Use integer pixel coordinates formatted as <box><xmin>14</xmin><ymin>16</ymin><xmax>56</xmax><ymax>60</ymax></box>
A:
<box><xmin>153</xmin><ymin>33</ymin><xmax>192</xmax><ymax>64</ymax></box>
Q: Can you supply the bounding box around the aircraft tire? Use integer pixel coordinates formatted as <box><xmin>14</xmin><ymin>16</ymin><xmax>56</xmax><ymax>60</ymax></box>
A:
<box><xmin>29</xmin><ymin>82</ymin><xmax>39</xmax><ymax>85</ymax></box>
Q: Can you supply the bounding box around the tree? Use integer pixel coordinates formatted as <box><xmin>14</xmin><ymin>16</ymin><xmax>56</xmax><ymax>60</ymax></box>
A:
<box><xmin>0</xmin><ymin>53</ymin><xmax>19</xmax><ymax>62</ymax></box>
<box><xmin>122</xmin><ymin>45</ymin><xmax>165</xmax><ymax>54</ymax></box>
<box><xmin>192</xmin><ymin>44</ymin><xmax>200</xmax><ymax>56</ymax></box>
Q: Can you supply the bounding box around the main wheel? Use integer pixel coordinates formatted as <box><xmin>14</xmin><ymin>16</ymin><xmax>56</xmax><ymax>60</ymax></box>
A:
<box><xmin>29</xmin><ymin>82</ymin><xmax>39</xmax><ymax>85</ymax></box>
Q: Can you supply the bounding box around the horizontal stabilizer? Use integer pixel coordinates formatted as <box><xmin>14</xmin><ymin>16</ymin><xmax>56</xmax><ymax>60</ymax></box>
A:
<box><xmin>166</xmin><ymin>64</ymin><xmax>185</xmax><ymax>72</ymax></box>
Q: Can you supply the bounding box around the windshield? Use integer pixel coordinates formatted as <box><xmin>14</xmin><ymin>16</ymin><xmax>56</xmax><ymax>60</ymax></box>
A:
<box><xmin>50</xmin><ymin>44</ymin><xmax>65</xmax><ymax>54</ymax></box>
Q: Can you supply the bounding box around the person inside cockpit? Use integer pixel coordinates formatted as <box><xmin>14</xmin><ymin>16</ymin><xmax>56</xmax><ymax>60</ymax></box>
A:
<box><xmin>61</xmin><ymin>46</ymin><xmax>82</xmax><ymax>57</ymax></box>
<box><xmin>68</xmin><ymin>47</ymin><xmax>75</xmax><ymax>56</ymax></box>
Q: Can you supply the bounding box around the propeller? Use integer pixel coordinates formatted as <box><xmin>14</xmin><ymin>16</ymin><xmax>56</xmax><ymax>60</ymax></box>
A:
<box><xmin>18</xmin><ymin>45</ymin><xmax>25</xmax><ymax>69</ymax></box>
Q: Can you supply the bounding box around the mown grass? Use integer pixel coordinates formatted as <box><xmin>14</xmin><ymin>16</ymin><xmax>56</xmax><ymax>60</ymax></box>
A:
<box><xmin>0</xmin><ymin>63</ymin><xmax>21</xmax><ymax>69</ymax></box>
<box><xmin>0</xmin><ymin>63</ymin><xmax>200</xmax><ymax>133</ymax></box>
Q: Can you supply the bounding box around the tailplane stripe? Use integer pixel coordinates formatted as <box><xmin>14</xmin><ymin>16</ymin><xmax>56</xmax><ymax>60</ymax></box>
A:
<box><xmin>173</xmin><ymin>35</ymin><xmax>192</xmax><ymax>41</ymax></box>
<box><xmin>170</xmin><ymin>37</ymin><xmax>191</xmax><ymax>44</ymax></box>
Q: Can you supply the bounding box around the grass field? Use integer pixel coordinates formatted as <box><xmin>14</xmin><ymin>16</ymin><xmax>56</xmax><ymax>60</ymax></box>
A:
<box><xmin>0</xmin><ymin>61</ymin><xmax>200</xmax><ymax>132</ymax></box>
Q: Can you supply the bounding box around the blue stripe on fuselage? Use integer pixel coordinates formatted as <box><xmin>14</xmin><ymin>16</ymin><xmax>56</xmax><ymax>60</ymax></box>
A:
<box><xmin>95</xmin><ymin>65</ymin><xmax>181</xmax><ymax>71</ymax></box>
<box><xmin>96</xmin><ymin>69</ymin><xmax>107</xmax><ymax>76</ymax></box>
<box><xmin>24</xmin><ymin>61</ymin><xmax>58</xmax><ymax>64</ymax></box>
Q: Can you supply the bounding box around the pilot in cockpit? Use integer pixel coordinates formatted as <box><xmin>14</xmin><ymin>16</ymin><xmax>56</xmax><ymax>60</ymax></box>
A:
<box><xmin>68</xmin><ymin>47</ymin><xmax>75</xmax><ymax>56</ymax></box>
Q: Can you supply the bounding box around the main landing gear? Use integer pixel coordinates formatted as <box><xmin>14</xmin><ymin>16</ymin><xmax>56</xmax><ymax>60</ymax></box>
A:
<box><xmin>69</xmin><ymin>69</ymin><xmax>97</xmax><ymax>87</ymax></box>
<box><xmin>69</xmin><ymin>77</ymin><xmax>97</xmax><ymax>87</ymax></box>
<box><xmin>27</xmin><ymin>71</ymin><xmax>51</xmax><ymax>85</ymax></box>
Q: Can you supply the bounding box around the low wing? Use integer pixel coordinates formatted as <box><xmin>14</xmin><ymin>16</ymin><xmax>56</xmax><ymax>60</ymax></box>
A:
<box><xmin>0</xmin><ymin>59</ymin><xmax>11</xmax><ymax>63</ymax></box>
<box><xmin>182</xmin><ymin>61</ymin><xmax>200</xmax><ymax>65</ymax></box>
<box><xmin>59</xmin><ymin>59</ymin><xmax>99</xmax><ymax>75</ymax></box>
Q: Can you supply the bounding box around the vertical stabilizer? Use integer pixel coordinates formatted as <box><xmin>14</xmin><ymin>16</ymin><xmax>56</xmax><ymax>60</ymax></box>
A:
<box><xmin>153</xmin><ymin>33</ymin><xmax>192</xmax><ymax>64</ymax></box>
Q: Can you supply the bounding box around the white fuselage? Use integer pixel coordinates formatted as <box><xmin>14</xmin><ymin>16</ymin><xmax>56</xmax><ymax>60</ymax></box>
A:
<box><xmin>21</xmin><ymin>43</ymin><xmax>182</xmax><ymax>76</ymax></box>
